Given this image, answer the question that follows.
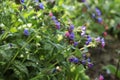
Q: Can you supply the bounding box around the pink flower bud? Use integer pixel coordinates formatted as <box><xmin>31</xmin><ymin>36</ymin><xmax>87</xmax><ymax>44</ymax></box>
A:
<box><xmin>99</xmin><ymin>75</ymin><xmax>104</xmax><ymax>80</ymax></box>
<box><xmin>49</xmin><ymin>12</ymin><xmax>53</xmax><ymax>17</ymax></box>
<box><xmin>65</xmin><ymin>31</ymin><xmax>70</xmax><ymax>37</ymax></box>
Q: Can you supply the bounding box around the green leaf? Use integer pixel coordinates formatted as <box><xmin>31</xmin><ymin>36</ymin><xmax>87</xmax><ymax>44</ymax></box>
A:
<box><xmin>13</xmin><ymin>61</ymin><xmax>29</xmax><ymax>78</ymax></box>
<box><xmin>10</xmin><ymin>27</ymin><xmax>17</xmax><ymax>33</ymax></box>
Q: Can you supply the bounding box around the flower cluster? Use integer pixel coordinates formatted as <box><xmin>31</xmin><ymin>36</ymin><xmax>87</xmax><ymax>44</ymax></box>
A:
<box><xmin>65</xmin><ymin>24</ymin><xmax>78</xmax><ymax>47</ymax></box>
<box><xmin>49</xmin><ymin>12</ymin><xmax>61</xmax><ymax>29</ymax></box>
<box><xmin>92</xmin><ymin>8</ymin><xmax>103</xmax><ymax>23</ymax></box>
<box><xmin>95</xmin><ymin>37</ymin><xmax>105</xmax><ymax>48</ymax></box>
<box><xmin>80</xmin><ymin>26</ymin><xmax>92</xmax><ymax>45</ymax></box>
<box><xmin>69</xmin><ymin>53</ymin><xmax>93</xmax><ymax>68</ymax></box>
<box><xmin>81</xmin><ymin>53</ymin><xmax>93</xmax><ymax>68</ymax></box>
<box><xmin>86</xmin><ymin>35</ymin><xmax>92</xmax><ymax>45</ymax></box>
<box><xmin>81</xmin><ymin>26</ymin><xmax>86</xmax><ymax>36</ymax></box>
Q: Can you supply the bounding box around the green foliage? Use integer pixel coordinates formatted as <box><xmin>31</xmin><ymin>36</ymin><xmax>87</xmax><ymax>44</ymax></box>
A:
<box><xmin>103</xmin><ymin>64</ymin><xmax>120</xmax><ymax>78</ymax></box>
<box><xmin>0</xmin><ymin>0</ymin><xmax>120</xmax><ymax>80</ymax></box>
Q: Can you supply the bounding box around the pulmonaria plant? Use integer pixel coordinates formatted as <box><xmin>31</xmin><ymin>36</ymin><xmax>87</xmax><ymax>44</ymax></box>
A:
<box><xmin>65</xmin><ymin>24</ymin><xmax>79</xmax><ymax>46</ymax></box>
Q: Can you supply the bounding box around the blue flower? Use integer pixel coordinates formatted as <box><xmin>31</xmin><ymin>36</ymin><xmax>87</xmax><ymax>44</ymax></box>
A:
<box><xmin>81</xmin><ymin>31</ymin><xmax>86</xmax><ymax>36</ymax></box>
<box><xmin>24</xmin><ymin>29</ymin><xmax>29</xmax><ymax>36</ymax></box>
<box><xmin>81</xmin><ymin>60</ymin><xmax>86</xmax><ymax>65</ymax></box>
<box><xmin>95</xmin><ymin>8</ymin><xmax>101</xmax><ymax>16</ymax></box>
<box><xmin>69</xmin><ymin>57</ymin><xmax>79</xmax><ymax>63</ymax></box>
<box><xmin>87</xmin><ymin>62</ymin><xmax>93</xmax><ymax>68</ymax></box>
<box><xmin>73</xmin><ymin>57</ymin><xmax>79</xmax><ymax>63</ymax></box>
<box><xmin>74</xmin><ymin>42</ymin><xmax>78</xmax><ymax>47</ymax></box>
<box><xmin>21</xmin><ymin>0</ymin><xmax>24</xmax><ymax>3</ymax></box>
<box><xmin>86</xmin><ymin>35</ymin><xmax>92</xmax><ymax>45</ymax></box>
<box><xmin>39</xmin><ymin>3</ymin><xmax>44</xmax><ymax>9</ymax></box>
<box><xmin>87</xmin><ymin>58</ymin><xmax>91</xmax><ymax>62</ymax></box>
<box><xmin>69</xmin><ymin>32</ymin><xmax>75</xmax><ymax>40</ymax></box>
<box><xmin>95</xmin><ymin>37</ymin><xmax>101</xmax><ymax>42</ymax></box>
<box><xmin>97</xmin><ymin>17</ymin><xmax>102</xmax><ymax>23</ymax></box>
<box><xmin>81</xmin><ymin>0</ymin><xmax>86</xmax><ymax>2</ymax></box>
<box><xmin>87</xmin><ymin>35</ymin><xmax>92</xmax><ymax>42</ymax></box>
<box><xmin>81</xmin><ymin>26</ymin><xmax>86</xmax><ymax>36</ymax></box>
<box><xmin>86</xmin><ymin>41</ymin><xmax>90</xmax><ymax>45</ymax></box>
<box><xmin>101</xmin><ymin>38</ymin><xmax>105</xmax><ymax>47</ymax></box>
<box><xmin>51</xmin><ymin>16</ymin><xmax>56</xmax><ymax>20</ymax></box>
<box><xmin>69</xmin><ymin>24</ymin><xmax>74</xmax><ymax>32</ymax></box>
<box><xmin>55</xmin><ymin>21</ymin><xmax>60</xmax><ymax>29</ymax></box>
<box><xmin>81</xmin><ymin>26</ymin><xmax>86</xmax><ymax>31</ymax></box>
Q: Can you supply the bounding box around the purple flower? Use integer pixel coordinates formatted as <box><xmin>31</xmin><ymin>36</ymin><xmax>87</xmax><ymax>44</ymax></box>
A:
<box><xmin>39</xmin><ymin>3</ymin><xmax>44</xmax><ymax>9</ymax></box>
<box><xmin>86</xmin><ymin>41</ymin><xmax>90</xmax><ymax>45</ymax></box>
<box><xmin>69</xmin><ymin>32</ymin><xmax>75</xmax><ymax>40</ymax></box>
<box><xmin>73</xmin><ymin>57</ymin><xmax>79</xmax><ymax>63</ymax></box>
<box><xmin>97</xmin><ymin>17</ymin><xmax>102</xmax><ymax>23</ymax></box>
<box><xmin>101</xmin><ymin>38</ymin><xmax>105</xmax><ymax>47</ymax></box>
<box><xmin>95</xmin><ymin>37</ymin><xmax>101</xmax><ymax>42</ymax></box>
<box><xmin>81</xmin><ymin>26</ymin><xmax>86</xmax><ymax>31</ymax></box>
<box><xmin>55</xmin><ymin>21</ymin><xmax>60</xmax><ymax>29</ymax></box>
<box><xmin>81</xmin><ymin>60</ymin><xmax>86</xmax><ymax>65</ymax></box>
<box><xmin>81</xmin><ymin>26</ymin><xmax>86</xmax><ymax>36</ymax></box>
<box><xmin>87</xmin><ymin>35</ymin><xmax>92</xmax><ymax>42</ymax></box>
<box><xmin>69</xmin><ymin>57</ymin><xmax>79</xmax><ymax>63</ymax></box>
<box><xmin>95</xmin><ymin>8</ymin><xmax>101</xmax><ymax>16</ymax></box>
<box><xmin>81</xmin><ymin>31</ymin><xmax>86</xmax><ymax>36</ymax></box>
<box><xmin>21</xmin><ymin>0</ymin><xmax>24</xmax><ymax>3</ymax></box>
<box><xmin>74</xmin><ymin>42</ymin><xmax>78</xmax><ymax>47</ymax></box>
<box><xmin>87</xmin><ymin>58</ymin><xmax>91</xmax><ymax>62</ymax></box>
<box><xmin>69</xmin><ymin>57</ymin><xmax>74</xmax><ymax>62</ymax></box>
<box><xmin>87</xmin><ymin>62</ymin><xmax>93</xmax><ymax>68</ymax></box>
<box><xmin>86</xmin><ymin>35</ymin><xmax>92</xmax><ymax>45</ymax></box>
<box><xmin>69</xmin><ymin>24</ymin><xmax>74</xmax><ymax>32</ymax></box>
<box><xmin>81</xmin><ymin>0</ymin><xmax>86</xmax><ymax>2</ymax></box>
<box><xmin>51</xmin><ymin>16</ymin><xmax>56</xmax><ymax>20</ymax></box>
<box><xmin>24</xmin><ymin>29</ymin><xmax>29</xmax><ymax>36</ymax></box>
